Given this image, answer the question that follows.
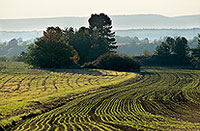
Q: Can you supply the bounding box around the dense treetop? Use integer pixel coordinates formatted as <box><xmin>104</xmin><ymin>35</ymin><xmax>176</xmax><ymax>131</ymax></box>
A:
<box><xmin>24</xmin><ymin>27</ymin><xmax>79</xmax><ymax>68</ymax></box>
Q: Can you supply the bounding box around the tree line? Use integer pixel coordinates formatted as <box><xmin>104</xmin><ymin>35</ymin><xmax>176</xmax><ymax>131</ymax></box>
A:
<box><xmin>116</xmin><ymin>36</ymin><xmax>199</xmax><ymax>56</ymax></box>
<box><xmin>135</xmin><ymin>34</ymin><xmax>200</xmax><ymax>68</ymax></box>
<box><xmin>20</xmin><ymin>13</ymin><xmax>140</xmax><ymax>71</ymax></box>
<box><xmin>1</xmin><ymin>13</ymin><xmax>199</xmax><ymax>70</ymax></box>
<box><xmin>191</xmin><ymin>34</ymin><xmax>200</xmax><ymax>68</ymax></box>
<box><xmin>23</xmin><ymin>13</ymin><xmax>116</xmax><ymax>68</ymax></box>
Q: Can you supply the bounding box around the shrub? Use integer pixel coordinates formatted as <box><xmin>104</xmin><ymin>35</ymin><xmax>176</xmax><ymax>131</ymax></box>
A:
<box><xmin>135</xmin><ymin>55</ymin><xmax>191</xmax><ymax>66</ymax></box>
<box><xmin>191</xmin><ymin>56</ymin><xmax>200</xmax><ymax>69</ymax></box>
<box><xmin>83</xmin><ymin>52</ymin><xmax>140</xmax><ymax>72</ymax></box>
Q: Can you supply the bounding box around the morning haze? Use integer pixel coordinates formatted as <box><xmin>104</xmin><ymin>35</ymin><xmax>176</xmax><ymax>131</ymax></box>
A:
<box><xmin>0</xmin><ymin>0</ymin><xmax>200</xmax><ymax>19</ymax></box>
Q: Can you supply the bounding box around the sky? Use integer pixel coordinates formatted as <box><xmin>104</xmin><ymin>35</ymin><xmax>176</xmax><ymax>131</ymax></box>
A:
<box><xmin>0</xmin><ymin>0</ymin><xmax>200</xmax><ymax>19</ymax></box>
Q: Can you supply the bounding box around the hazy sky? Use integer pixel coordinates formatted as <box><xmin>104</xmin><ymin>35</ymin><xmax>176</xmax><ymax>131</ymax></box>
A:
<box><xmin>0</xmin><ymin>0</ymin><xmax>200</xmax><ymax>19</ymax></box>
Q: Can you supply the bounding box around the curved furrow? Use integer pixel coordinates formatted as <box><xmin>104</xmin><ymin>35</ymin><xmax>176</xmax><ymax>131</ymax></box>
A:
<box><xmin>11</xmin><ymin>68</ymin><xmax>200</xmax><ymax>130</ymax></box>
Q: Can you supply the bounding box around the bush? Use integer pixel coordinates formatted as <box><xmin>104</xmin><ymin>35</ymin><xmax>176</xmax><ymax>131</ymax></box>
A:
<box><xmin>83</xmin><ymin>53</ymin><xmax>140</xmax><ymax>72</ymax></box>
<box><xmin>191</xmin><ymin>57</ymin><xmax>200</xmax><ymax>69</ymax></box>
<box><xmin>135</xmin><ymin>55</ymin><xmax>191</xmax><ymax>66</ymax></box>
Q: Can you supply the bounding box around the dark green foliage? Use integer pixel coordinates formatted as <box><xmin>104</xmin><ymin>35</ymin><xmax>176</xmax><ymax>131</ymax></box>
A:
<box><xmin>136</xmin><ymin>55</ymin><xmax>191</xmax><ymax>66</ymax></box>
<box><xmin>68</xmin><ymin>27</ymin><xmax>92</xmax><ymax>64</ymax></box>
<box><xmin>14</xmin><ymin>52</ymin><xmax>26</xmax><ymax>62</ymax></box>
<box><xmin>198</xmin><ymin>34</ymin><xmax>200</xmax><ymax>48</ymax></box>
<box><xmin>24</xmin><ymin>27</ymin><xmax>79</xmax><ymax>68</ymax></box>
<box><xmin>153</xmin><ymin>37</ymin><xmax>191</xmax><ymax>66</ymax></box>
<box><xmin>191</xmin><ymin>55</ymin><xmax>200</xmax><ymax>69</ymax></box>
<box><xmin>155</xmin><ymin>42</ymin><xmax>170</xmax><ymax>56</ymax></box>
<box><xmin>83</xmin><ymin>52</ymin><xmax>140</xmax><ymax>72</ymax></box>
<box><xmin>63</xmin><ymin>13</ymin><xmax>117</xmax><ymax>65</ymax></box>
<box><xmin>88</xmin><ymin>13</ymin><xmax>117</xmax><ymax>57</ymax></box>
<box><xmin>173</xmin><ymin>37</ymin><xmax>189</xmax><ymax>57</ymax></box>
<box><xmin>89</xmin><ymin>13</ymin><xmax>116</xmax><ymax>45</ymax></box>
<box><xmin>165</xmin><ymin>37</ymin><xmax>176</xmax><ymax>54</ymax></box>
<box><xmin>155</xmin><ymin>37</ymin><xmax>189</xmax><ymax>57</ymax></box>
<box><xmin>22</xmin><ymin>13</ymin><xmax>118</xmax><ymax>68</ymax></box>
<box><xmin>191</xmin><ymin>34</ymin><xmax>200</xmax><ymax>69</ymax></box>
<box><xmin>64</xmin><ymin>27</ymin><xmax>97</xmax><ymax>64</ymax></box>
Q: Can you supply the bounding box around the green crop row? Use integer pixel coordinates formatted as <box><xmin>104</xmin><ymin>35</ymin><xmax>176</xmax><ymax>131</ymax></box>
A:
<box><xmin>0</xmin><ymin>63</ymin><xmax>136</xmax><ymax>129</ymax></box>
<box><xmin>10</xmin><ymin>67</ymin><xmax>200</xmax><ymax>131</ymax></box>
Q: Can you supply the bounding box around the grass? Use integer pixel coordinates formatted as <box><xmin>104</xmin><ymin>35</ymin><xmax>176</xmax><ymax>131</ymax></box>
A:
<box><xmin>10</xmin><ymin>66</ymin><xmax>200</xmax><ymax>131</ymax></box>
<box><xmin>1</xmin><ymin>62</ymin><xmax>200</xmax><ymax>130</ymax></box>
<box><xmin>0</xmin><ymin>62</ymin><xmax>138</xmax><ymax>129</ymax></box>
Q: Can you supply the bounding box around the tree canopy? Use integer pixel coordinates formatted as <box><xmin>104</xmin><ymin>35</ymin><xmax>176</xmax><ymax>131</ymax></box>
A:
<box><xmin>62</xmin><ymin>13</ymin><xmax>117</xmax><ymax>65</ymax></box>
<box><xmin>191</xmin><ymin>34</ymin><xmax>200</xmax><ymax>68</ymax></box>
<box><xmin>88</xmin><ymin>13</ymin><xmax>117</xmax><ymax>53</ymax></box>
<box><xmin>151</xmin><ymin>36</ymin><xmax>191</xmax><ymax>66</ymax></box>
<box><xmin>155</xmin><ymin>37</ymin><xmax>189</xmax><ymax>57</ymax></box>
<box><xmin>173</xmin><ymin>37</ymin><xmax>189</xmax><ymax>57</ymax></box>
<box><xmin>155</xmin><ymin>42</ymin><xmax>170</xmax><ymax>56</ymax></box>
<box><xmin>64</xmin><ymin>27</ymin><xmax>93</xmax><ymax>64</ymax></box>
<box><xmin>24</xmin><ymin>27</ymin><xmax>79</xmax><ymax>68</ymax></box>
<box><xmin>23</xmin><ymin>13</ymin><xmax>119</xmax><ymax>68</ymax></box>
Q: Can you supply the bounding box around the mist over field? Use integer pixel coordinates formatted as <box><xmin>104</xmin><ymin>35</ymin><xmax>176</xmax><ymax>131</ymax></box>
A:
<box><xmin>1</xmin><ymin>28</ymin><xmax>200</xmax><ymax>42</ymax></box>
<box><xmin>0</xmin><ymin>14</ymin><xmax>199</xmax><ymax>31</ymax></box>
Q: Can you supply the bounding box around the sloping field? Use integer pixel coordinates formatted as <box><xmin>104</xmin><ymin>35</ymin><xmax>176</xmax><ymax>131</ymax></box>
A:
<box><xmin>9</xmin><ymin>67</ymin><xmax>200</xmax><ymax>131</ymax></box>
<box><xmin>0</xmin><ymin>62</ymin><xmax>137</xmax><ymax>130</ymax></box>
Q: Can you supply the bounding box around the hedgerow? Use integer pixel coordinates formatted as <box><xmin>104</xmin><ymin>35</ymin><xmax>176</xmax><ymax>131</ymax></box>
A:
<box><xmin>83</xmin><ymin>52</ymin><xmax>141</xmax><ymax>72</ymax></box>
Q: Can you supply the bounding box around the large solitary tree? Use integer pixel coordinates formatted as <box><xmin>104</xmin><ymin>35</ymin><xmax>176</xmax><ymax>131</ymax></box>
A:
<box><xmin>25</xmin><ymin>27</ymin><xmax>79</xmax><ymax>68</ymax></box>
<box><xmin>64</xmin><ymin>13</ymin><xmax>117</xmax><ymax>65</ymax></box>
<box><xmin>88</xmin><ymin>13</ymin><xmax>117</xmax><ymax>54</ymax></box>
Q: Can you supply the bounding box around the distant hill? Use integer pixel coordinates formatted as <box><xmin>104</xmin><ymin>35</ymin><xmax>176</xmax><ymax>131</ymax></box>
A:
<box><xmin>0</xmin><ymin>31</ymin><xmax>42</xmax><ymax>42</ymax></box>
<box><xmin>115</xmin><ymin>28</ymin><xmax>200</xmax><ymax>40</ymax></box>
<box><xmin>1</xmin><ymin>28</ymin><xmax>200</xmax><ymax>42</ymax></box>
<box><xmin>0</xmin><ymin>17</ymin><xmax>88</xmax><ymax>31</ymax></box>
<box><xmin>0</xmin><ymin>14</ymin><xmax>199</xmax><ymax>31</ymax></box>
<box><xmin>112</xmin><ymin>14</ymin><xmax>200</xmax><ymax>29</ymax></box>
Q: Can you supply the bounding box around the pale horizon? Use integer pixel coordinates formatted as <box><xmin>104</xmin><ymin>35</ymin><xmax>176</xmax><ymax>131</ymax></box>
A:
<box><xmin>0</xmin><ymin>0</ymin><xmax>200</xmax><ymax>19</ymax></box>
<box><xmin>1</xmin><ymin>13</ymin><xmax>200</xmax><ymax>20</ymax></box>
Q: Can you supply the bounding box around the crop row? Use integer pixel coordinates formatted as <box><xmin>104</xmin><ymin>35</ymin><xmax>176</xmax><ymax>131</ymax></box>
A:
<box><xmin>0</xmin><ymin>69</ymin><xmax>136</xmax><ymax>129</ymax></box>
<box><xmin>11</xmin><ymin>68</ymin><xmax>200</xmax><ymax>130</ymax></box>
<box><xmin>0</xmin><ymin>70</ymin><xmax>130</xmax><ymax>95</ymax></box>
